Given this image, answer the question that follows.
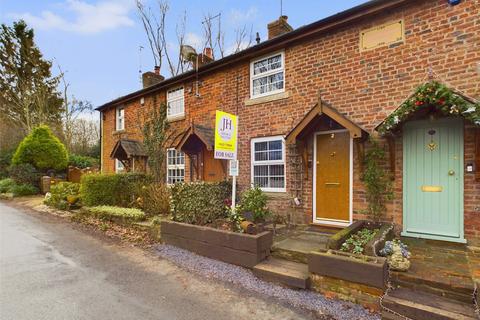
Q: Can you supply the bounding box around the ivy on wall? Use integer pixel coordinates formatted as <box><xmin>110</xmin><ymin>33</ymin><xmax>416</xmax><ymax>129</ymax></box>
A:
<box><xmin>378</xmin><ymin>81</ymin><xmax>480</xmax><ymax>135</ymax></box>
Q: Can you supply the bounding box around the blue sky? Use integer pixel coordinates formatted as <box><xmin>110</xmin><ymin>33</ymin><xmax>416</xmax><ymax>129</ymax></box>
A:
<box><xmin>1</xmin><ymin>0</ymin><xmax>368</xmax><ymax>107</ymax></box>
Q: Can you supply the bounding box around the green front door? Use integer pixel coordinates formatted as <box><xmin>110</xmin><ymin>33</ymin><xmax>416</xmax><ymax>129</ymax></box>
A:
<box><xmin>402</xmin><ymin>118</ymin><xmax>464</xmax><ymax>242</ymax></box>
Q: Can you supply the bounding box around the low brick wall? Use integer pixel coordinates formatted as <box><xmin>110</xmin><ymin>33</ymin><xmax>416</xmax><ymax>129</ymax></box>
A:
<box><xmin>308</xmin><ymin>250</ymin><xmax>387</xmax><ymax>311</ymax></box>
<box><xmin>161</xmin><ymin>221</ymin><xmax>273</xmax><ymax>268</ymax></box>
<box><xmin>310</xmin><ymin>274</ymin><xmax>383</xmax><ymax>312</ymax></box>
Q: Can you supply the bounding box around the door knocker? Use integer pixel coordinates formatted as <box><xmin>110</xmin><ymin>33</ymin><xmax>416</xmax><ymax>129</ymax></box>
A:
<box><xmin>427</xmin><ymin>129</ymin><xmax>437</xmax><ymax>151</ymax></box>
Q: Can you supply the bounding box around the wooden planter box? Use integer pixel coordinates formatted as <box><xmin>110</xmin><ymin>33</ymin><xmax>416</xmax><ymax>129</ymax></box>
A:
<box><xmin>161</xmin><ymin>221</ymin><xmax>273</xmax><ymax>268</ymax></box>
<box><xmin>328</xmin><ymin>220</ymin><xmax>394</xmax><ymax>256</ymax></box>
<box><xmin>308</xmin><ymin>249</ymin><xmax>387</xmax><ymax>289</ymax></box>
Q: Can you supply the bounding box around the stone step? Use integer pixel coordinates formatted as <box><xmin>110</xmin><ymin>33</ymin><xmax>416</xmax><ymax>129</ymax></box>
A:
<box><xmin>381</xmin><ymin>288</ymin><xmax>477</xmax><ymax>320</ymax></box>
<box><xmin>253</xmin><ymin>257</ymin><xmax>310</xmax><ymax>289</ymax></box>
<box><xmin>392</xmin><ymin>271</ymin><xmax>474</xmax><ymax>304</ymax></box>
<box><xmin>271</xmin><ymin>231</ymin><xmax>330</xmax><ymax>264</ymax></box>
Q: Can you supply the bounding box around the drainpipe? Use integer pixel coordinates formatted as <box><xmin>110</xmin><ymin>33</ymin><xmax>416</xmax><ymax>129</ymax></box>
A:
<box><xmin>99</xmin><ymin>111</ymin><xmax>103</xmax><ymax>173</ymax></box>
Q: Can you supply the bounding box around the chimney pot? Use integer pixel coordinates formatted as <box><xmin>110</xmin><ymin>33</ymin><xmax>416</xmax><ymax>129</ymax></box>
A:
<box><xmin>154</xmin><ymin>66</ymin><xmax>160</xmax><ymax>75</ymax></box>
<box><xmin>142</xmin><ymin>69</ymin><xmax>164</xmax><ymax>88</ymax></box>
<box><xmin>203</xmin><ymin>47</ymin><xmax>213</xmax><ymax>60</ymax></box>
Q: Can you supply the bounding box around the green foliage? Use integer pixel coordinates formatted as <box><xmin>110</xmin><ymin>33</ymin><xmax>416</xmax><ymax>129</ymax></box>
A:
<box><xmin>378</xmin><ymin>81</ymin><xmax>480</xmax><ymax>135</ymax></box>
<box><xmin>140</xmin><ymin>183</ymin><xmax>171</xmax><ymax>216</ymax></box>
<box><xmin>44</xmin><ymin>182</ymin><xmax>80</xmax><ymax>210</ymax></box>
<box><xmin>9</xmin><ymin>183</ymin><xmax>38</xmax><ymax>196</ymax></box>
<box><xmin>0</xmin><ymin>149</ymin><xmax>14</xmax><ymax>179</ymax></box>
<box><xmin>171</xmin><ymin>181</ymin><xmax>232</xmax><ymax>225</ymax></box>
<box><xmin>12</xmin><ymin>125</ymin><xmax>68</xmax><ymax>171</ymax></box>
<box><xmin>80</xmin><ymin>173</ymin><xmax>152</xmax><ymax>207</ymax></box>
<box><xmin>239</xmin><ymin>186</ymin><xmax>271</xmax><ymax>222</ymax></box>
<box><xmin>0</xmin><ymin>20</ymin><xmax>63</xmax><ymax>132</ymax></box>
<box><xmin>227</xmin><ymin>205</ymin><xmax>244</xmax><ymax>233</ymax></box>
<box><xmin>87</xmin><ymin>205</ymin><xmax>146</xmax><ymax>222</ymax></box>
<box><xmin>68</xmin><ymin>154</ymin><xmax>99</xmax><ymax>169</ymax></box>
<box><xmin>341</xmin><ymin>228</ymin><xmax>379</xmax><ymax>255</ymax></box>
<box><xmin>0</xmin><ymin>178</ymin><xmax>15</xmax><ymax>193</ymax></box>
<box><xmin>8</xmin><ymin>163</ymin><xmax>41</xmax><ymax>186</ymax></box>
<box><xmin>363</xmin><ymin>139</ymin><xmax>393</xmax><ymax>221</ymax></box>
<box><xmin>140</xmin><ymin>100</ymin><xmax>169</xmax><ymax>182</ymax></box>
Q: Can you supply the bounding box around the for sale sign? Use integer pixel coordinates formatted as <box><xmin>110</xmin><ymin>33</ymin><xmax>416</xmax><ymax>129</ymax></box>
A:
<box><xmin>214</xmin><ymin>110</ymin><xmax>238</xmax><ymax>160</ymax></box>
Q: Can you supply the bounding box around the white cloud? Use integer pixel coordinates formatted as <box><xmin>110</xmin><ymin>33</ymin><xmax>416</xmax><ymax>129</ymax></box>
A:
<box><xmin>10</xmin><ymin>0</ymin><xmax>134</xmax><ymax>34</ymax></box>
<box><xmin>229</xmin><ymin>6</ymin><xmax>258</xmax><ymax>24</ymax></box>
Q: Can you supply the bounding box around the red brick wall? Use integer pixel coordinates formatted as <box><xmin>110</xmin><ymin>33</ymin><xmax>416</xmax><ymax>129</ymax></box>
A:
<box><xmin>101</xmin><ymin>0</ymin><xmax>480</xmax><ymax>243</ymax></box>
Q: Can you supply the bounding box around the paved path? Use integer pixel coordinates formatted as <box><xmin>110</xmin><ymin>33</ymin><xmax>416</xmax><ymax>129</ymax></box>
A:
<box><xmin>0</xmin><ymin>202</ymin><xmax>317</xmax><ymax>320</ymax></box>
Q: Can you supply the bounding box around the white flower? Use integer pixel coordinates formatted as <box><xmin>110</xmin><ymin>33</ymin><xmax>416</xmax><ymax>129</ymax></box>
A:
<box><xmin>393</xmin><ymin>116</ymin><xmax>399</xmax><ymax>124</ymax></box>
<box><xmin>463</xmin><ymin>106</ymin><xmax>476</xmax><ymax>113</ymax></box>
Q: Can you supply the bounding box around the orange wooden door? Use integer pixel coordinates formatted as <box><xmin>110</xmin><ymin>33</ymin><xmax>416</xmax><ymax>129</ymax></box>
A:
<box><xmin>315</xmin><ymin>131</ymin><xmax>350</xmax><ymax>222</ymax></box>
<box><xmin>202</xmin><ymin>149</ymin><xmax>226</xmax><ymax>182</ymax></box>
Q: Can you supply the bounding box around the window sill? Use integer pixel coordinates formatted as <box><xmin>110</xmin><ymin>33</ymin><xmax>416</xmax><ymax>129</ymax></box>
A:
<box><xmin>245</xmin><ymin>91</ymin><xmax>290</xmax><ymax>106</ymax></box>
<box><xmin>263</xmin><ymin>191</ymin><xmax>289</xmax><ymax>199</ymax></box>
<box><xmin>167</xmin><ymin>114</ymin><xmax>186</xmax><ymax>122</ymax></box>
<box><xmin>113</xmin><ymin>129</ymin><xmax>126</xmax><ymax>135</ymax></box>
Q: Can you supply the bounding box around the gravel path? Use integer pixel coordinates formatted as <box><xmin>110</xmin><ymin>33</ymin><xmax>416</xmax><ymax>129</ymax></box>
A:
<box><xmin>155</xmin><ymin>244</ymin><xmax>380</xmax><ymax>320</ymax></box>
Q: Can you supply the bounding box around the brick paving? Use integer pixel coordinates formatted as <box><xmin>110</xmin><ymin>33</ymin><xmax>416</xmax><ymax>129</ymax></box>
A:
<box><xmin>391</xmin><ymin>238</ymin><xmax>476</xmax><ymax>300</ymax></box>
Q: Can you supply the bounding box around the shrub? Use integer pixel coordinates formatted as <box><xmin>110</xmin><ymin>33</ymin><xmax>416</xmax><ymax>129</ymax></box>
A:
<box><xmin>0</xmin><ymin>178</ymin><xmax>15</xmax><ymax>193</ymax></box>
<box><xmin>80</xmin><ymin>173</ymin><xmax>152</xmax><ymax>207</ymax></box>
<box><xmin>0</xmin><ymin>149</ymin><xmax>14</xmax><ymax>179</ymax></box>
<box><xmin>239</xmin><ymin>186</ymin><xmax>271</xmax><ymax>222</ymax></box>
<box><xmin>8</xmin><ymin>163</ymin><xmax>41</xmax><ymax>186</ymax></box>
<box><xmin>44</xmin><ymin>182</ymin><xmax>81</xmax><ymax>210</ymax></box>
<box><xmin>69</xmin><ymin>154</ymin><xmax>99</xmax><ymax>169</ymax></box>
<box><xmin>87</xmin><ymin>205</ymin><xmax>146</xmax><ymax>222</ymax></box>
<box><xmin>171</xmin><ymin>181</ymin><xmax>232</xmax><ymax>225</ymax></box>
<box><xmin>140</xmin><ymin>183</ymin><xmax>171</xmax><ymax>216</ymax></box>
<box><xmin>12</xmin><ymin>125</ymin><xmax>68</xmax><ymax>171</ymax></box>
<box><xmin>10</xmin><ymin>183</ymin><xmax>38</xmax><ymax>197</ymax></box>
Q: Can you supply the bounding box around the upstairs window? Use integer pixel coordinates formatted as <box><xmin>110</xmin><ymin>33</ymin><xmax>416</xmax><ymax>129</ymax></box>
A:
<box><xmin>166</xmin><ymin>149</ymin><xmax>185</xmax><ymax>184</ymax></box>
<box><xmin>116</xmin><ymin>106</ymin><xmax>125</xmax><ymax>131</ymax></box>
<box><xmin>251</xmin><ymin>136</ymin><xmax>286</xmax><ymax>192</ymax></box>
<box><xmin>250</xmin><ymin>52</ymin><xmax>285</xmax><ymax>98</ymax></box>
<box><xmin>167</xmin><ymin>87</ymin><xmax>184</xmax><ymax>119</ymax></box>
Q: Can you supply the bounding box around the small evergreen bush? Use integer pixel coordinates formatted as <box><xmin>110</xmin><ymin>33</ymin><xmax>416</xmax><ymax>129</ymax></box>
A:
<box><xmin>10</xmin><ymin>183</ymin><xmax>38</xmax><ymax>196</ymax></box>
<box><xmin>140</xmin><ymin>183</ymin><xmax>171</xmax><ymax>216</ymax></box>
<box><xmin>12</xmin><ymin>125</ymin><xmax>68</xmax><ymax>171</ymax></box>
<box><xmin>87</xmin><ymin>205</ymin><xmax>146</xmax><ymax>222</ymax></box>
<box><xmin>0</xmin><ymin>178</ymin><xmax>15</xmax><ymax>193</ymax></box>
<box><xmin>69</xmin><ymin>154</ymin><xmax>99</xmax><ymax>169</ymax></box>
<box><xmin>239</xmin><ymin>186</ymin><xmax>271</xmax><ymax>222</ymax></box>
<box><xmin>80</xmin><ymin>173</ymin><xmax>151</xmax><ymax>207</ymax></box>
<box><xmin>0</xmin><ymin>149</ymin><xmax>14</xmax><ymax>179</ymax></box>
<box><xmin>8</xmin><ymin>163</ymin><xmax>41</xmax><ymax>186</ymax></box>
<box><xmin>171</xmin><ymin>181</ymin><xmax>231</xmax><ymax>225</ymax></box>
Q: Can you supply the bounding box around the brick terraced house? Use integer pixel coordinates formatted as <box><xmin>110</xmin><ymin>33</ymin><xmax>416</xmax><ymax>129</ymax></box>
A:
<box><xmin>97</xmin><ymin>0</ymin><xmax>480</xmax><ymax>245</ymax></box>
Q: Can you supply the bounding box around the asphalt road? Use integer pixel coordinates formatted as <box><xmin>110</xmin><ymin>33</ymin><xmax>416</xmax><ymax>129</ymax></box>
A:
<box><xmin>0</xmin><ymin>202</ymin><xmax>316</xmax><ymax>320</ymax></box>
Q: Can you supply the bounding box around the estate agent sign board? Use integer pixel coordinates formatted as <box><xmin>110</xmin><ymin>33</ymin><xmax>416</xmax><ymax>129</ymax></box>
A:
<box><xmin>214</xmin><ymin>110</ymin><xmax>238</xmax><ymax>160</ymax></box>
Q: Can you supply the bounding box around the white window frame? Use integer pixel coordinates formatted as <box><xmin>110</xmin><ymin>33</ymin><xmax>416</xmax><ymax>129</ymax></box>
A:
<box><xmin>166</xmin><ymin>87</ymin><xmax>185</xmax><ymax>120</ymax></box>
<box><xmin>166</xmin><ymin>148</ymin><xmax>185</xmax><ymax>184</ymax></box>
<box><xmin>115</xmin><ymin>159</ymin><xmax>125</xmax><ymax>173</ymax></box>
<box><xmin>250</xmin><ymin>135</ymin><xmax>286</xmax><ymax>192</ymax></box>
<box><xmin>116</xmin><ymin>106</ymin><xmax>125</xmax><ymax>131</ymax></box>
<box><xmin>250</xmin><ymin>51</ymin><xmax>285</xmax><ymax>99</ymax></box>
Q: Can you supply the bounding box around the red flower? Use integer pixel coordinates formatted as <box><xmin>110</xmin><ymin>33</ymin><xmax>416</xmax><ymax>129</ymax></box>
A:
<box><xmin>415</xmin><ymin>100</ymin><xmax>423</xmax><ymax>106</ymax></box>
<box><xmin>438</xmin><ymin>98</ymin><xmax>445</xmax><ymax>105</ymax></box>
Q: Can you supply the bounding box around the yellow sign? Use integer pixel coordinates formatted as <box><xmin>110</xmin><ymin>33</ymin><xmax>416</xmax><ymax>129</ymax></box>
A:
<box><xmin>214</xmin><ymin>110</ymin><xmax>238</xmax><ymax>160</ymax></box>
<box><xmin>360</xmin><ymin>20</ymin><xmax>405</xmax><ymax>52</ymax></box>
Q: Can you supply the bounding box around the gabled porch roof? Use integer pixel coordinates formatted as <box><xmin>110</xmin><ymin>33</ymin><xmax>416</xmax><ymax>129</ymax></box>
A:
<box><xmin>110</xmin><ymin>139</ymin><xmax>147</xmax><ymax>160</ymax></box>
<box><xmin>286</xmin><ymin>100</ymin><xmax>368</xmax><ymax>144</ymax></box>
<box><xmin>176</xmin><ymin>124</ymin><xmax>215</xmax><ymax>153</ymax></box>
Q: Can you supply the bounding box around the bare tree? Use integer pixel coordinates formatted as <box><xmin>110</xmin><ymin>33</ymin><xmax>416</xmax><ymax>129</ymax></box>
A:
<box><xmin>233</xmin><ymin>25</ymin><xmax>254</xmax><ymax>54</ymax></box>
<box><xmin>201</xmin><ymin>13</ymin><xmax>225</xmax><ymax>59</ymax></box>
<box><xmin>57</xmin><ymin>65</ymin><xmax>93</xmax><ymax>152</ymax></box>
<box><xmin>70</xmin><ymin>118</ymin><xmax>99</xmax><ymax>156</ymax></box>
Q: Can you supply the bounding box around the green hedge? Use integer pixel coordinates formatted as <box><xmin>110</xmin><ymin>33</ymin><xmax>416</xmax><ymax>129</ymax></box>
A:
<box><xmin>44</xmin><ymin>182</ymin><xmax>80</xmax><ymax>210</ymax></box>
<box><xmin>10</xmin><ymin>183</ymin><xmax>38</xmax><ymax>196</ymax></box>
<box><xmin>171</xmin><ymin>181</ymin><xmax>231</xmax><ymax>225</ymax></box>
<box><xmin>80</xmin><ymin>173</ymin><xmax>152</xmax><ymax>207</ymax></box>
<box><xmin>86</xmin><ymin>205</ymin><xmax>146</xmax><ymax>222</ymax></box>
<box><xmin>0</xmin><ymin>178</ymin><xmax>15</xmax><ymax>193</ymax></box>
<box><xmin>69</xmin><ymin>154</ymin><xmax>99</xmax><ymax>169</ymax></box>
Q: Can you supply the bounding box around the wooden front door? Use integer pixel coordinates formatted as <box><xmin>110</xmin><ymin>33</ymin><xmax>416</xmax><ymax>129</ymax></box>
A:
<box><xmin>202</xmin><ymin>149</ymin><xmax>226</xmax><ymax>182</ymax></box>
<box><xmin>314</xmin><ymin>131</ymin><xmax>351</xmax><ymax>225</ymax></box>
<box><xmin>403</xmin><ymin>118</ymin><xmax>464</xmax><ymax>242</ymax></box>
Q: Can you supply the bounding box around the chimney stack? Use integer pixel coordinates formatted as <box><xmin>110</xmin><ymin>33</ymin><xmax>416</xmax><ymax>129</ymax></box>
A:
<box><xmin>267</xmin><ymin>16</ymin><xmax>293</xmax><ymax>40</ymax></box>
<box><xmin>142</xmin><ymin>66</ymin><xmax>164</xmax><ymax>88</ymax></box>
<box><xmin>193</xmin><ymin>48</ymin><xmax>214</xmax><ymax>69</ymax></box>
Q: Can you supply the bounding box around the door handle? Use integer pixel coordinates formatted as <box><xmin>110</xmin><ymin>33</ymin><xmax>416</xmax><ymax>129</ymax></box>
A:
<box><xmin>325</xmin><ymin>182</ymin><xmax>340</xmax><ymax>186</ymax></box>
<box><xmin>448</xmin><ymin>170</ymin><xmax>455</xmax><ymax>176</ymax></box>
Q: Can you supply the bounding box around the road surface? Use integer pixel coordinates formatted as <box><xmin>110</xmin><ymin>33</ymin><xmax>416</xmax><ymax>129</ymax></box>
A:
<box><xmin>0</xmin><ymin>201</ymin><xmax>316</xmax><ymax>320</ymax></box>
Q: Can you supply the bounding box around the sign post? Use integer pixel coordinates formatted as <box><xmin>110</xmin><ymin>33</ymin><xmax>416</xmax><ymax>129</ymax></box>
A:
<box><xmin>214</xmin><ymin>110</ymin><xmax>238</xmax><ymax>211</ymax></box>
